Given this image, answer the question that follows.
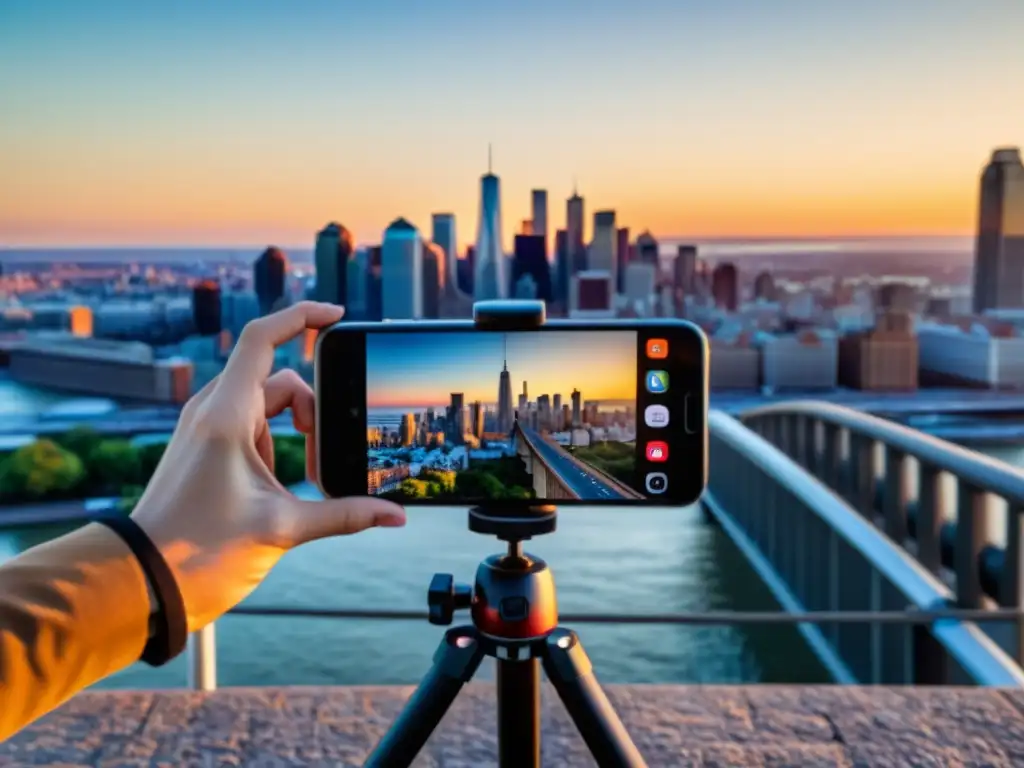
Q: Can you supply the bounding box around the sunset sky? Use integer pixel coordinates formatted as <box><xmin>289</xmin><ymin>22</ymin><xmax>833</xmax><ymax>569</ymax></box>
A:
<box><xmin>1</xmin><ymin>0</ymin><xmax>1022</xmax><ymax>248</ymax></box>
<box><xmin>366</xmin><ymin>331</ymin><xmax>636</xmax><ymax>408</ymax></box>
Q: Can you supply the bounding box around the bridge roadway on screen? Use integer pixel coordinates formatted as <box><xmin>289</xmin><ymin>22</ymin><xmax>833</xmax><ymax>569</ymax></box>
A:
<box><xmin>511</xmin><ymin>422</ymin><xmax>643</xmax><ymax>502</ymax></box>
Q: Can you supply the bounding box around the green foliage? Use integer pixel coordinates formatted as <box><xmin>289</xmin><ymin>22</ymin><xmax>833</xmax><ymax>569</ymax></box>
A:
<box><xmin>137</xmin><ymin>442</ymin><xmax>168</xmax><ymax>479</ymax></box>
<box><xmin>88</xmin><ymin>439</ymin><xmax>143</xmax><ymax>493</ymax></box>
<box><xmin>572</xmin><ymin>441</ymin><xmax>636</xmax><ymax>485</ymax></box>
<box><xmin>52</xmin><ymin>426</ymin><xmax>104</xmax><ymax>463</ymax></box>
<box><xmin>118</xmin><ymin>484</ymin><xmax>146</xmax><ymax>513</ymax></box>
<box><xmin>0</xmin><ymin>439</ymin><xmax>86</xmax><ymax>502</ymax></box>
<box><xmin>273</xmin><ymin>438</ymin><xmax>307</xmax><ymax>487</ymax></box>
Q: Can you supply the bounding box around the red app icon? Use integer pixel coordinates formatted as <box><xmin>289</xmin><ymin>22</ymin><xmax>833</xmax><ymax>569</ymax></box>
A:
<box><xmin>646</xmin><ymin>441</ymin><xmax>669</xmax><ymax>462</ymax></box>
<box><xmin>646</xmin><ymin>338</ymin><xmax>669</xmax><ymax>359</ymax></box>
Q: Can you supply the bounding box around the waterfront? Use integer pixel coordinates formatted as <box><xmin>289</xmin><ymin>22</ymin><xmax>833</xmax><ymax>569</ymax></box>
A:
<box><xmin>0</xmin><ymin>505</ymin><xmax>830</xmax><ymax>688</ymax></box>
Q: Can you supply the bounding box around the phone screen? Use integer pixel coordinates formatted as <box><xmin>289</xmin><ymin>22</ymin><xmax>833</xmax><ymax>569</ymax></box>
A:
<box><xmin>316</xmin><ymin>321</ymin><xmax>707</xmax><ymax>506</ymax></box>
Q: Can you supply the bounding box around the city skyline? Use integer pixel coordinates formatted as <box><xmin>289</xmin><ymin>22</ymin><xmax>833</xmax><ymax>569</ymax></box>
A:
<box><xmin>365</xmin><ymin>331</ymin><xmax>636</xmax><ymax>409</ymax></box>
<box><xmin>2</xmin><ymin>1</ymin><xmax>1022</xmax><ymax>247</ymax></box>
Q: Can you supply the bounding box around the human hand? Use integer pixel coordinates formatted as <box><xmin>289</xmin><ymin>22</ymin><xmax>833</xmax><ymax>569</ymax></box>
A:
<box><xmin>130</xmin><ymin>301</ymin><xmax>406</xmax><ymax>632</ymax></box>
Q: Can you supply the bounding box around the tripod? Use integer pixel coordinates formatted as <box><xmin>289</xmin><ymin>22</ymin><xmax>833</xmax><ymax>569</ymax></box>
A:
<box><xmin>364</xmin><ymin>505</ymin><xmax>647</xmax><ymax>768</ymax></box>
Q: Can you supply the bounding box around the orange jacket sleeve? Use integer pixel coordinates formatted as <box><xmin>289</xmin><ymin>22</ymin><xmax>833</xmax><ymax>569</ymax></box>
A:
<box><xmin>0</xmin><ymin>522</ymin><xmax>151</xmax><ymax>742</ymax></box>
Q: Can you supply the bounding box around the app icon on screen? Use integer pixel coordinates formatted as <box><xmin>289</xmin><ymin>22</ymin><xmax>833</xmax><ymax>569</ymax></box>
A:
<box><xmin>644</xmin><ymin>405</ymin><xmax>670</xmax><ymax>427</ymax></box>
<box><xmin>646</xmin><ymin>441</ymin><xmax>669</xmax><ymax>461</ymax></box>
<box><xmin>646</xmin><ymin>473</ymin><xmax>668</xmax><ymax>494</ymax></box>
<box><xmin>646</xmin><ymin>370</ymin><xmax>669</xmax><ymax>393</ymax></box>
<box><xmin>646</xmin><ymin>338</ymin><xmax>669</xmax><ymax>359</ymax></box>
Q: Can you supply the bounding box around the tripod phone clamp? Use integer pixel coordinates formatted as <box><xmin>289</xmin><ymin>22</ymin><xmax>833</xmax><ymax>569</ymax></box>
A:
<box><xmin>364</xmin><ymin>301</ymin><xmax>647</xmax><ymax>768</ymax></box>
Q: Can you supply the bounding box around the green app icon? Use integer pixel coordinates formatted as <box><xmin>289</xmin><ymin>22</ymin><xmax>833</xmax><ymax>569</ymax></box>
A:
<box><xmin>646</xmin><ymin>370</ymin><xmax>669</xmax><ymax>393</ymax></box>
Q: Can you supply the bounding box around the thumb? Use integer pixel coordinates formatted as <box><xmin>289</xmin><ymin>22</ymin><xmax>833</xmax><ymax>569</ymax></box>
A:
<box><xmin>286</xmin><ymin>495</ymin><xmax>407</xmax><ymax>544</ymax></box>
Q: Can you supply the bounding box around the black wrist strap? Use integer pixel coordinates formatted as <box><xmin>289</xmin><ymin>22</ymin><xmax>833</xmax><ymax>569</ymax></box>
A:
<box><xmin>93</xmin><ymin>513</ymin><xmax>188</xmax><ymax>667</ymax></box>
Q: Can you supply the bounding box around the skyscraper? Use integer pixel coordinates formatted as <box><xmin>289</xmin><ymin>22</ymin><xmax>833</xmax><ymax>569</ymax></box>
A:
<box><xmin>636</xmin><ymin>231</ymin><xmax>659</xmax><ymax>267</ymax></box>
<box><xmin>571</xmin><ymin>388</ymin><xmax>582</xmax><ymax>427</ymax></box>
<box><xmin>616</xmin><ymin>227</ymin><xmax>631</xmax><ymax>292</ymax></box>
<box><xmin>675</xmin><ymin>245</ymin><xmax>697</xmax><ymax>294</ymax></box>
<box><xmin>554</xmin><ymin>228</ymin><xmax>570</xmax><ymax>304</ymax></box>
<box><xmin>531</xmin><ymin>189</ymin><xmax>548</xmax><ymax>259</ymax></box>
<box><xmin>450</xmin><ymin>393</ymin><xmax>466</xmax><ymax>442</ymax></box>
<box><xmin>314</xmin><ymin>223</ymin><xmax>354</xmax><ymax>306</ymax></box>
<box><xmin>253</xmin><ymin>247</ymin><xmax>288</xmax><ymax>316</ymax></box>
<box><xmin>511</xmin><ymin>235</ymin><xmax>553</xmax><ymax>302</ymax></box>
<box><xmin>754</xmin><ymin>271</ymin><xmax>777</xmax><ymax>301</ymax></box>
<box><xmin>972</xmin><ymin>147</ymin><xmax>1024</xmax><ymax>313</ymax></box>
<box><xmin>566</xmin><ymin>187</ymin><xmax>586</xmax><ymax>273</ymax></box>
<box><xmin>589</xmin><ymin>211</ymin><xmax>618</xmax><ymax>274</ymax></box>
<box><xmin>712</xmin><ymin>263</ymin><xmax>739</xmax><ymax>311</ymax></box>
<box><xmin>422</xmin><ymin>241</ymin><xmax>443</xmax><ymax>318</ymax></box>
<box><xmin>473</xmin><ymin>147</ymin><xmax>507</xmax><ymax>300</ymax></box>
<box><xmin>192</xmin><ymin>280</ymin><xmax>222</xmax><ymax>336</ymax></box>
<box><xmin>431</xmin><ymin>213</ymin><xmax>459</xmax><ymax>296</ymax></box>
<box><xmin>471</xmin><ymin>400</ymin><xmax>484</xmax><ymax>438</ymax></box>
<box><xmin>400</xmin><ymin>413</ymin><xmax>416</xmax><ymax>446</ymax></box>
<box><xmin>381</xmin><ymin>218</ymin><xmax>423</xmax><ymax>319</ymax></box>
<box><xmin>497</xmin><ymin>335</ymin><xmax>514</xmax><ymax>433</ymax></box>
<box><xmin>366</xmin><ymin>246</ymin><xmax>383</xmax><ymax>321</ymax></box>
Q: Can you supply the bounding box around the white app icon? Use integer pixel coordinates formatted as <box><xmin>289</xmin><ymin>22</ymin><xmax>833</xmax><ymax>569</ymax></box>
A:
<box><xmin>645</xmin><ymin>405</ymin><xmax>670</xmax><ymax>428</ymax></box>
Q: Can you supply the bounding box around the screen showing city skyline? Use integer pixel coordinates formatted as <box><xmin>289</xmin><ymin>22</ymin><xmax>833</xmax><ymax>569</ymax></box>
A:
<box><xmin>363</xmin><ymin>330</ymin><xmax>643</xmax><ymax>503</ymax></box>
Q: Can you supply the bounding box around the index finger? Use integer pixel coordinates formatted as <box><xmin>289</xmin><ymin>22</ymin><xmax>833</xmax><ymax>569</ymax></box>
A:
<box><xmin>222</xmin><ymin>301</ymin><xmax>344</xmax><ymax>389</ymax></box>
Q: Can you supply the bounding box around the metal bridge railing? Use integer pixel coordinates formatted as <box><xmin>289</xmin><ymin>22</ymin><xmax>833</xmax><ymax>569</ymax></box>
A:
<box><xmin>703</xmin><ymin>409</ymin><xmax>1024</xmax><ymax>687</ymax></box>
<box><xmin>739</xmin><ymin>400</ymin><xmax>1024</xmax><ymax>663</ymax></box>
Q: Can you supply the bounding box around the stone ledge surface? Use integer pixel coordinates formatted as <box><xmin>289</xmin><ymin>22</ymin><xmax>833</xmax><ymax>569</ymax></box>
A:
<box><xmin>5</xmin><ymin>684</ymin><xmax>1024</xmax><ymax>767</ymax></box>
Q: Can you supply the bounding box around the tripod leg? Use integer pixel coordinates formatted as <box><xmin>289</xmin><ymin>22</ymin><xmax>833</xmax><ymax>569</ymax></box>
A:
<box><xmin>541</xmin><ymin>629</ymin><xmax>647</xmax><ymax>768</ymax></box>
<box><xmin>364</xmin><ymin>627</ymin><xmax>485</xmax><ymax>768</ymax></box>
<box><xmin>496</xmin><ymin>657</ymin><xmax>541</xmax><ymax>768</ymax></box>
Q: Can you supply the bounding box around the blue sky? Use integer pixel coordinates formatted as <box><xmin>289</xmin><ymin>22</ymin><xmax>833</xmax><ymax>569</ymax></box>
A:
<box><xmin>2</xmin><ymin>1</ymin><xmax>1022</xmax><ymax>246</ymax></box>
<box><xmin>366</xmin><ymin>330</ymin><xmax>636</xmax><ymax>408</ymax></box>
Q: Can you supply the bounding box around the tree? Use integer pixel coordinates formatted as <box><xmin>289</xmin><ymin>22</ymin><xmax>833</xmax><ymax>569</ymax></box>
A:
<box><xmin>88</xmin><ymin>440</ymin><xmax>143</xmax><ymax>494</ymax></box>
<box><xmin>0</xmin><ymin>439</ymin><xmax>86</xmax><ymax>502</ymax></box>
<box><xmin>53</xmin><ymin>426</ymin><xmax>103</xmax><ymax>464</ymax></box>
<box><xmin>273</xmin><ymin>439</ymin><xmax>307</xmax><ymax>487</ymax></box>
<box><xmin>454</xmin><ymin>470</ymin><xmax>506</xmax><ymax>500</ymax></box>
<box><xmin>138</xmin><ymin>442</ymin><xmax>168</xmax><ymax>480</ymax></box>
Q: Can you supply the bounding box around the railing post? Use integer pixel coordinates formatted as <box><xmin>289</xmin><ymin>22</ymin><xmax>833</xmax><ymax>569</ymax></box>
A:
<box><xmin>821</xmin><ymin>423</ymin><xmax>839</xmax><ymax>487</ymax></box>
<box><xmin>848</xmin><ymin>434</ymin><xmax>876</xmax><ymax>518</ymax></box>
<box><xmin>955</xmin><ymin>482</ymin><xmax>988</xmax><ymax>609</ymax></box>
<box><xmin>187</xmin><ymin>624</ymin><xmax>217</xmax><ymax>691</ymax></box>
<box><xmin>883</xmin><ymin>447</ymin><xmax>910</xmax><ymax>544</ymax></box>
<box><xmin>916</xmin><ymin>465</ymin><xmax>946</xmax><ymax>575</ymax></box>
<box><xmin>1002</xmin><ymin>505</ymin><xmax>1024</xmax><ymax>665</ymax></box>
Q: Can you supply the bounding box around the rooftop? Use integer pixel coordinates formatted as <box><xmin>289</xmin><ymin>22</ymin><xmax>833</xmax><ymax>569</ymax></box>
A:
<box><xmin>6</xmin><ymin>685</ymin><xmax>1024</xmax><ymax>765</ymax></box>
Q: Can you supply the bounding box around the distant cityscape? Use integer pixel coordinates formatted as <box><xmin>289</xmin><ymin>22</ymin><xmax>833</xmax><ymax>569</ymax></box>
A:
<box><xmin>0</xmin><ymin>146</ymin><xmax>1022</xmax><ymax>407</ymax></box>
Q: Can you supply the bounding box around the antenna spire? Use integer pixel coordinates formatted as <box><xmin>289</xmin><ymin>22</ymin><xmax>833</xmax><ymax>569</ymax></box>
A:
<box><xmin>573</xmin><ymin>176</ymin><xmax>578</xmax><ymax>196</ymax></box>
<box><xmin>503</xmin><ymin>333</ymin><xmax>507</xmax><ymax>371</ymax></box>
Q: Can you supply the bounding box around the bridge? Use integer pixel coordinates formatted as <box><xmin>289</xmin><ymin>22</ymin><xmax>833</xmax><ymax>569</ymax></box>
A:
<box><xmin>510</xmin><ymin>421</ymin><xmax>644</xmax><ymax>501</ymax></box>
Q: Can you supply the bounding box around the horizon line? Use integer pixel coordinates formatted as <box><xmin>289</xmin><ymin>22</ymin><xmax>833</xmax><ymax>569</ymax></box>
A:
<box><xmin>0</xmin><ymin>233</ymin><xmax>977</xmax><ymax>252</ymax></box>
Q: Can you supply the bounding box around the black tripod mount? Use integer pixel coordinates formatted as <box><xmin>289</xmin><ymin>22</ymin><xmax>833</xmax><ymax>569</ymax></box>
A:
<box><xmin>364</xmin><ymin>505</ymin><xmax>647</xmax><ymax>767</ymax></box>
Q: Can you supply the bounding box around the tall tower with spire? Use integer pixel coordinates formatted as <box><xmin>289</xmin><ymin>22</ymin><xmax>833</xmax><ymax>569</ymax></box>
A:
<box><xmin>566</xmin><ymin>181</ymin><xmax>586</xmax><ymax>274</ymax></box>
<box><xmin>474</xmin><ymin>145</ymin><xmax>507</xmax><ymax>301</ymax></box>
<box><xmin>497</xmin><ymin>333</ymin><xmax>514</xmax><ymax>433</ymax></box>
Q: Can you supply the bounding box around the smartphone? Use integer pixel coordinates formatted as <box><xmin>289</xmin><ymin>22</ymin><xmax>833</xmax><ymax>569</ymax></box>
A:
<box><xmin>315</xmin><ymin>319</ymin><xmax>708</xmax><ymax>506</ymax></box>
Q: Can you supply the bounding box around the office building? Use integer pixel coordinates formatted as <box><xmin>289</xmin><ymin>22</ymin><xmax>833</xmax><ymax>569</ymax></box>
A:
<box><xmin>497</xmin><ymin>338</ymin><xmax>514</xmax><ymax>433</ymax></box>
<box><xmin>399</xmin><ymin>413</ymin><xmax>416</xmax><ymax>446</ymax></box>
<box><xmin>616</xmin><ymin>227</ymin><xmax>631</xmax><ymax>292</ymax></box>
<box><xmin>566</xmin><ymin>187</ymin><xmax>586</xmax><ymax>273</ymax></box>
<box><xmin>531</xmin><ymin>189</ymin><xmax>548</xmax><ymax>258</ymax></box>
<box><xmin>422</xmin><ymin>241</ymin><xmax>444</xmax><ymax>319</ymax></box>
<box><xmin>710</xmin><ymin>339</ymin><xmax>760</xmax><ymax>390</ymax></box>
<box><xmin>623</xmin><ymin>262</ymin><xmax>658</xmax><ymax>316</ymax></box>
<box><xmin>449</xmin><ymin>392</ymin><xmax>466</xmax><ymax>442</ymax></box>
<box><xmin>8</xmin><ymin>333</ymin><xmax>193</xmax><ymax>404</ymax></box>
<box><xmin>972</xmin><ymin>147</ymin><xmax>1024</xmax><ymax>313</ymax></box>
<box><xmin>471</xmin><ymin>400</ymin><xmax>485</xmax><ymax>438</ymax></box>
<box><xmin>877</xmin><ymin>283</ymin><xmax>916</xmax><ymax>312</ymax></box>
<box><xmin>253</xmin><ymin>247</ymin><xmax>288</xmax><ymax>315</ymax></box>
<box><xmin>473</xmin><ymin>149</ymin><xmax>507</xmax><ymax>300</ymax></box>
<box><xmin>635</xmin><ymin>231</ymin><xmax>658</xmax><ymax>267</ymax></box>
<box><xmin>569</xmin><ymin>271</ymin><xmax>615</xmax><ymax>319</ymax></box>
<box><xmin>511</xmin><ymin>235</ymin><xmax>553</xmax><ymax>302</ymax></box>
<box><xmin>918</xmin><ymin>322</ymin><xmax>1024</xmax><ymax>388</ymax></box>
<box><xmin>712</xmin><ymin>263</ymin><xmax>739</xmax><ymax>311</ymax></box>
<box><xmin>761</xmin><ymin>331</ymin><xmax>838</xmax><ymax>390</ymax></box>
<box><xmin>589</xmin><ymin>211</ymin><xmax>617</xmax><ymax>274</ymax></box>
<box><xmin>382</xmin><ymin>218</ymin><xmax>423</xmax><ymax>320</ymax></box>
<box><xmin>431</xmin><ymin>213</ymin><xmax>459</xmax><ymax>297</ymax></box>
<box><xmin>314</xmin><ymin>223</ymin><xmax>354</xmax><ymax>306</ymax></box>
<box><xmin>366</xmin><ymin>246</ymin><xmax>383</xmax><ymax>321</ymax></box>
<box><xmin>554</xmin><ymin>229</ymin><xmax>570</xmax><ymax>304</ymax></box>
<box><xmin>220</xmin><ymin>291</ymin><xmax>260</xmax><ymax>341</ymax></box>
<box><xmin>347</xmin><ymin>248</ymin><xmax>369</xmax><ymax>318</ymax></box>
<box><xmin>192</xmin><ymin>280</ymin><xmax>222</xmax><ymax>336</ymax></box>
<box><xmin>838</xmin><ymin>311</ymin><xmax>918</xmax><ymax>390</ymax></box>
<box><xmin>571</xmin><ymin>389</ymin><xmax>582</xmax><ymax>427</ymax></box>
<box><xmin>675</xmin><ymin>245</ymin><xmax>697</xmax><ymax>295</ymax></box>
<box><xmin>753</xmin><ymin>271</ymin><xmax>776</xmax><ymax>302</ymax></box>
